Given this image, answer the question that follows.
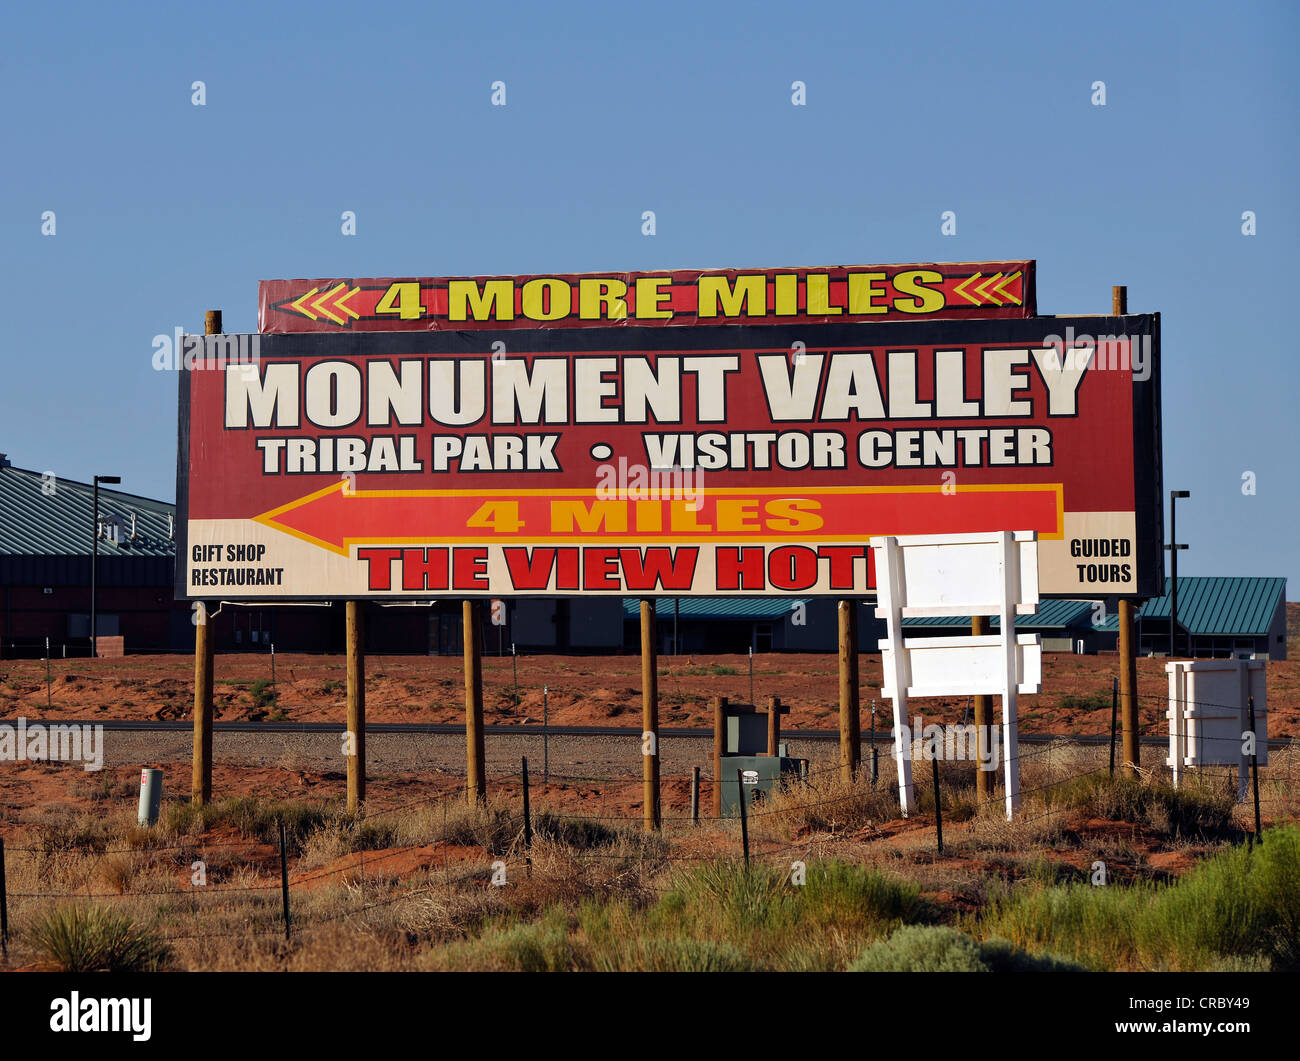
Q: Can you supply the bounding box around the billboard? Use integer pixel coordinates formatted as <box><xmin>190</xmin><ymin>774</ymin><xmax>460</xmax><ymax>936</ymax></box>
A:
<box><xmin>175</xmin><ymin>313</ymin><xmax>1160</xmax><ymax>600</ymax></box>
<box><xmin>258</xmin><ymin>262</ymin><xmax>1035</xmax><ymax>333</ymax></box>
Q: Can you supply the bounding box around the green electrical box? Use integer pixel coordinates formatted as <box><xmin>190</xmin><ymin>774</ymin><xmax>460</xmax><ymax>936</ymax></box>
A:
<box><xmin>719</xmin><ymin>753</ymin><xmax>808</xmax><ymax>817</ymax></box>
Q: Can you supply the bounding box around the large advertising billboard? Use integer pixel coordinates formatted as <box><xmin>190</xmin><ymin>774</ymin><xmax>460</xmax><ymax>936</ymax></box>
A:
<box><xmin>175</xmin><ymin>313</ymin><xmax>1160</xmax><ymax>600</ymax></box>
<box><xmin>258</xmin><ymin>262</ymin><xmax>1035</xmax><ymax>333</ymax></box>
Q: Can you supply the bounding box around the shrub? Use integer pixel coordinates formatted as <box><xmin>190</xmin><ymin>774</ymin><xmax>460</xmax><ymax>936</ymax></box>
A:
<box><xmin>28</xmin><ymin>905</ymin><xmax>171</xmax><ymax>972</ymax></box>
<box><xmin>850</xmin><ymin>926</ymin><xmax>989</xmax><ymax>972</ymax></box>
<box><xmin>981</xmin><ymin>825</ymin><xmax>1300</xmax><ymax>970</ymax></box>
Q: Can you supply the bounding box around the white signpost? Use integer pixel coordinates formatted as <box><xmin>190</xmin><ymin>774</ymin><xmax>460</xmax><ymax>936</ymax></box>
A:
<box><xmin>872</xmin><ymin>530</ymin><xmax>1041</xmax><ymax>821</ymax></box>
<box><xmin>1166</xmin><ymin>659</ymin><xmax>1268</xmax><ymax>801</ymax></box>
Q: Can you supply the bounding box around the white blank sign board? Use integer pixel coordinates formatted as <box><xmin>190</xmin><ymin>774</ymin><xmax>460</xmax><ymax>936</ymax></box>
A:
<box><xmin>874</xmin><ymin>531</ymin><xmax>1039</xmax><ymax>618</ymax></box>
<box><xmin>1167</xmin><ymin>660</ymin><xmax>1268</xmax><ymax>773</ymax></box>
<box><xmin>880</xmin><ymin>634</ymin><xmax>1042</xmax><ymax>699</ymax></box>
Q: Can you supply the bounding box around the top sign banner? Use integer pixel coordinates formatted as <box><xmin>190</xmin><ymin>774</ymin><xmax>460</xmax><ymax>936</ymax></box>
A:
<box><xmin>258</xmin><ymin>262</ymin><xmax>1035</xmax><ymax>333</ymax></box>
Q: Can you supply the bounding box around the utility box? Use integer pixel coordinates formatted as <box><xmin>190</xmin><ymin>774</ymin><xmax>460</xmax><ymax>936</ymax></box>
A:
<box><xmin>712</xmin><ymin>696</ymin><xmax>805</xmax><ymax>818</ymax></box>
<box><xmin>719</xmin><ymin>753</ymin><xmax>809</xmax><ymax>816</ymax></box>
<box><xmin>727</xmin><ymin>712</ymin><xmax>768</xmax><ymax>756</ymax></box>
<box><xmin>1166</xmin><ymin>659</ymin><xmax>1267</xmax><ymax>798</ymax></box>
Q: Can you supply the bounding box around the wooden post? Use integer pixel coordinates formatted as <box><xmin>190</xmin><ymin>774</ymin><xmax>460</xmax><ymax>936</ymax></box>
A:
<box><xmin>711</xmin><ymin>694</ymin><xmax>727</xmax><ymax>817</ymax></box>
<box><xmin>690</xmin><ymin>766</ymin><xmax>700</xmax><ymax>824</ymax></box>
<box><xmin>640</xmin><ymin>599</ymin><xmax>660</xmax><ymax>831</ymax></box>
<box><xmin>972</xmin><ymin>615</ymin><xmax>992</xmax><ymax>803</ymax></box>
<box><xmin>278</xmin><ymin>817</ymin><xmax>291</xmax><ymax>940</ymax></box>
<box><xmin>1119</xmin><ymin>598</ymin><xmax>1140</xmax><ymax>774</ymax></box>
<box><xmin>932</xmin><ymin>754</ymin><xmax>943</xmax><ymax>855</ymax></box>
<box><xmin>464</xmin><ymin>601</ymin><xmax>486</xmax><ymax>803</ymax></box>
<box><xmin>838</xmin><ymin>600</ymin><xmax>860</xmax><ymax>783</ymax></box>
<box><xmin>191</xmin><ymin>309</ymin><xmax>220</xmax><ymax>807</ymax></box>
<box><xmin>346</xmin><ymin>600</ymin><xmax>366</xmax><ymax>811</ymax></box>
<box><xmin>1112</xmin><ymin>285</ymin><xmax>1141</xmax><ymax>776</ymax></box>
<box><xmin>522</xmin><ymin>756</ymin><xmax>533</xmax><ymax>873</ymax></box>
<box><xmin>766</xmin><ymin>695</ymin><xmax>782</xmax><ymax>756</ymax></box>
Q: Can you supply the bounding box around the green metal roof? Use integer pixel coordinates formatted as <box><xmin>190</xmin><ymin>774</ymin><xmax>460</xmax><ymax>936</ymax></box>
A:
<box><xmin>902</xmin><ymin>598</ymin><xmax>1097</xmax><ymax>631</ymax></box>
<box><xmin>0</xmin><ymin>461</ymin><xmax>176</xmax><ymax>557</ymax></box>
<box><xmin>1136</xmin><ymin>577</ymin><xmax>1286</xmax><ymax>636</ymax></box>
<box><xmin>622</xmin><ymin>597</ymin><xmax>809</xmax><ymax>621</ymax></box>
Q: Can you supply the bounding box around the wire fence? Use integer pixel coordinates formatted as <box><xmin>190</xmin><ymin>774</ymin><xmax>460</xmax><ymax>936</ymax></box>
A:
<box><xmin>1</xmin><ymin>722</ymin><xmax>1296</xmax><ymax>958</ymax></box>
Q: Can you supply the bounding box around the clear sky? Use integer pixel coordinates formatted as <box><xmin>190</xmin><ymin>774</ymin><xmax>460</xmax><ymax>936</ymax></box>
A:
<box><xmin>1</xmin><ymin>0</ymin><xmax>1296</xmax><ymax>583</ymax></box>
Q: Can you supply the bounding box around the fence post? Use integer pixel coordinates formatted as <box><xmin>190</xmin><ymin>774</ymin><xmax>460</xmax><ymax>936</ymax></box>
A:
<box><xmin>737</xmin><ymin>769</ymin><xmax>750</xmax><ymax>868</ymax></box>
<box><xmin>869</xmin><ymin>699</ymin><xmax>878</xmax><ymax>787</ymax></box>
<box><xmin>0</xmin><ymin>835</ymin><xmax>8</xmax><ymax>958</ymax></box>
<box><xmin>270</xmin><ymin>643</ymin><xmax>277</xmax><ymax>711</ymax></box>
<box><xmin>690</xmin><ymin>766</ymin><xmax>700</xmax><ymax>824</ymax></box>
<box><xmin>278</xmin><ymin>818</ymin><xmax>291</xmax><ymax>940</ymax></box>
<box><xmin>543</xmin><ymin>684</ymin><xmax>549</xmax><ymax>786</ymax></box>
<box><xmin>522</xmin><ymin>756</ymin><xmax>532</xmax><ymax>875</ymax></box>
<box><xmin>1109</xmin><ymin>676</ymin><xmax>1118</xmax><ymax>778</ymax></box>
<box><xmin>932</xmin><ymin>755</ymin><xmax>944</xmax><ymax>856</ymax></box>
<box><xmin>1248</xmin><ymin>695</ymin><xmax>1262</xmax><ymax>843</ymax></box>
<box><xmin>711</xmin><ymin>695</ymin><xmax>727</xmax><ymax>817</ymax></box>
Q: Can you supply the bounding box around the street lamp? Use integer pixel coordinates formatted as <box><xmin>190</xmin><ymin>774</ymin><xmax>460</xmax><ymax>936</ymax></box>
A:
<box><xmin>91</xmin><ymin>474</ymin><xmax>121</xmax><ymax>658</ymax></box>
<box><xmin>1167</xmin><ymin>490</ymin><xmax>1190</xmax><ymax>658</ymax></box>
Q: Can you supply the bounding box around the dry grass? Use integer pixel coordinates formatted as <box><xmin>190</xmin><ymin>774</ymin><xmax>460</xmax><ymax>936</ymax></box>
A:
<box><xmin>1</xmin><ymin>751</ymin><xmax>1297</xmax><ymax>971</ymax></box>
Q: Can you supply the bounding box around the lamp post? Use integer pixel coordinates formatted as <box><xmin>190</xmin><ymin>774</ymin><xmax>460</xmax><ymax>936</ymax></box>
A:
<box><xmin>1167</xmin><ymin>490</ymin><xmax>1190</xmax><ymax>658</ymax></box>
<box><xmin>91</xmin><ymin>474</ymin><xmax>121</xmax><ymax>658</ymax></box>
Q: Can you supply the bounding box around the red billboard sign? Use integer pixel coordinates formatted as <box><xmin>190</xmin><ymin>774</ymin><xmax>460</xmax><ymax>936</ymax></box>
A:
<box><xmin>176</xmin><ymin>313</ymin><xmax>1160</xmax><ymax>600</ymax></box>
<box><xmin>258</xmin><ymin>262</ymin><xmax>1035</xmax><ymax>333</ymax></box>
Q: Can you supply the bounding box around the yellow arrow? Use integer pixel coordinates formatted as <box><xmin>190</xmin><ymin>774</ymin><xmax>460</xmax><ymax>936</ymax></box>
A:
<box><xmin>335</xmin><ymin>284</ymin><xmax>361</xmax><ymax>320</ymax></box>
<box><xmin>975</xmin><ymin>272</ymin><xmax>1004</xmax><ymax>306</ymax></box>
<box><xmin>289</xmin><ymin>287</ymin><xmax>320</xmax><ymax>320</ymax></box>
<box><xmin>953</xmin><ymin>273</ymin><xmax>983</xmax><ymax>305</ymax></box>
<box><xmin>993</xmin><ymin>271</ymin><xmax>1022</xmax><ymax>305</ymax></box>
<box><xmin>312</xmin><ymin>282</ymin><xmax>352</xmax><ymax>325</ymax></box>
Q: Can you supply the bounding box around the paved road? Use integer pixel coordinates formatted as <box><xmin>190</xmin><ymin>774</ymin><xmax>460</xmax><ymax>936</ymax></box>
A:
<box><xmin>22</xmin><ymin>719</ymin><xmax>1273</xmax><ymax>780</ymax></box>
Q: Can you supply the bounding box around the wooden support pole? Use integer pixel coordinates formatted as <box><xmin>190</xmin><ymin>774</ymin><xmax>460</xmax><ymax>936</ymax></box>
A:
<box><xmin>464</xmin><ymin>600</ymin><xmax>486</xmax><ymax>803</ymax></box>
<box><xmin>711</xmin><ymin>694</ymin><xmax>727</xmax><ymax>817</ymax></box>
<box><xmin>1113</xmin><ymin>284</ymin><xmax>1141</xmax><ymax>776</ymax></box>
<box><xmin>346</xmin><ymin>600</ymin><xmax>366</xmax><ymax>811</ymax></box>
<box><xmin>972</xmin><ymin>615</ymin><xmax>992</xmax><ymax>804</ymax></box>
<box><xmin>640</xmin><ymin>599</ymin><xmax>660</xmax><ymax>831</ymax></box>
<box><xmin>191</xmin><ymin>309</ymin><xmax>220</xmax><ymax>807</ymax></box>
<box><xmin>838</xmin><ymin>600</ymin><xmax>860</xmax><ymax>783</ymax></box>
<box><xmin>1119</xmin><ymin>598</ymin><xmax>1140</xmax><ymax>775</ymax></box>
<box><xmin>766</xmin><ymin>695</ymin><xmax>782</xmax><ymax>756</ymax></box>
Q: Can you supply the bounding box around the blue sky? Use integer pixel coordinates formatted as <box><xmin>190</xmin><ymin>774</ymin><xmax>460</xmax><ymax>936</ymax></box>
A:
<box><xmin>2</xmin><ymin>0</ymin><xmax>1296</xmax><ymax>582</ymax></box>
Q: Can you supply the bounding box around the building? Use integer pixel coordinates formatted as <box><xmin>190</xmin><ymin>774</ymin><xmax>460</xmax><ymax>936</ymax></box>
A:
<box><xmin>902</xmin><ymin>598</ymin><xmax>1111</xmax><ymax>653</ymax></box>
<box><xmin>1117</xmin><ymin>576</ymin><xmax>1287</xmax><ymax>660</ymax></box>
<box><xmin>0</xmin><ymin>455</ymin><xmax>187</xmax><ymax>655</ymax></box>
<box><xmin>901</xmin><ymin>578</ymin><xmax>1288</xmax><ymax>660</ymax></box>
<box><xmin>622</xmin><ymin>597</ymin><xmax>884</xmax><ymax>654</ymax></box>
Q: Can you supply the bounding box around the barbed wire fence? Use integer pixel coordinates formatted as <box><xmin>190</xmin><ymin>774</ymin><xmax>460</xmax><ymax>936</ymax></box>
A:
<box><xmin>0</xmin><ymin>694</ymin><xmax>1295</xmax><ymax>960</ymax></box>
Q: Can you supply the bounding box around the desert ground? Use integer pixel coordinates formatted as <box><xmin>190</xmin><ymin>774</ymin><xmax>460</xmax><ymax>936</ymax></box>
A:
<box><xmin>1</xmin><ymin>611</ymin><xmax>1295</xmax><ymax>973</ymax></box>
